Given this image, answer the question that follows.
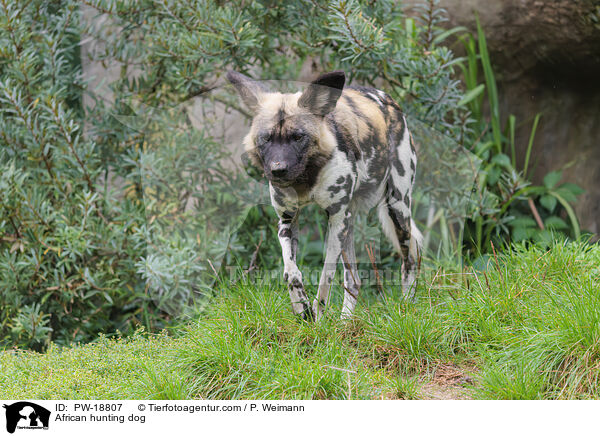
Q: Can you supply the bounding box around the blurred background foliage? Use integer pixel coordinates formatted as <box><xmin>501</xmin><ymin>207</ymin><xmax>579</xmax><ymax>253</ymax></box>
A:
<box><xmin>0</xmin><ymin>0</ymin><xmax>585</xmax><ymax>350</ymax></box>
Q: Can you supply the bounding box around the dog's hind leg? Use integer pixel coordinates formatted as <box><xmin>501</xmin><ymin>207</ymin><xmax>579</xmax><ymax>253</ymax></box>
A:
<box><xmin>313</xmin><ymin>208</ymin><xmax>355</xmax><ymax>320</ymax></box>
<box><xmin>378</xmin><ymin>200</ymin><xmax>421</xmax><ymax>298</ymax></box>
<box><xmin>377</xmin><ymin>128</ymin><xmax>422</xmax><ymax>297</ymax></box>
<box><xmin>340</xmin><ymin>216</ymin><xmax>360</xmax><ymax>319</ymax></box>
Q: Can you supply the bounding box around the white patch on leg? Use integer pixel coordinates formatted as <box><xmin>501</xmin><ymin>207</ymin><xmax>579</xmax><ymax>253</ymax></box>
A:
<box><xmin>341</xmin><ymin>267</ymin><xmax>359</xmax><ymax>319</ymax></box>
<box><xmin>397</xmin><ymin>118</ymin><xmax>414</xmax><ymax>166</ymax></box>
<box><xmin>284</xmin><ymin>263</ymin><xmax>302</xmax><ymax>285</ymax></box>
<box><xmin>341</xmin><ymin>289</ymin><xmax>358</xmax><ymax>319</ymax></box>
<box><xmin>389</xmin><ymin>165</ymin><xmax>410</xmax><ymax>196</ymax></box>
<box><xmin>377</xmin><ymin>202</ymin><xmax>401</xmax><ymax>252</ymax></box>
<box><xmin>410</xmin><ymin>219</ymin><xmax>423</xmax><ymax>261</ymax></box>
<box><xmin>402</xmin><ymin>267</ymin><xmax>417</xmax><ymax>299</ymax></box>
<box><xmin>314</xmin><ymin>229</ymin><xmax>342</xmax><ymax>320</ymax></box>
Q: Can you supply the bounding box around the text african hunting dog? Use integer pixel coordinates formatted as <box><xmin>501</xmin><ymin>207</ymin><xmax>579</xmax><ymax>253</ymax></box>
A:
<box><xmin>227</xmin><ymin>70</ymin><xmax>422</xmax><ymax>321</ymax></box>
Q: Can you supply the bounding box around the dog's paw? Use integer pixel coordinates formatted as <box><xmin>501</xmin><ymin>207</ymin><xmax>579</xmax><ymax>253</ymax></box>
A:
<box><xmin>298</xmin><ymin>305</ymin><xmax>314</xmax><ymax>322</ymax></box>
<box><xmin>287</xmin><ymin>276</ymin><xmax>312</xmax><ymax>321</ymax></box>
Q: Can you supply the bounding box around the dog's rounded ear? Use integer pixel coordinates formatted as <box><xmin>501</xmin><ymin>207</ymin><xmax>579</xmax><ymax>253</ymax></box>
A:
<box><xmin>298</xmin><ymin>71</ymin><xmax>345</xmax><ymax>116</ymax></box>
<box><xmin>226</xmin><ymin>71</ymin><xmax>269</xmax><ymax>113</ymax></box>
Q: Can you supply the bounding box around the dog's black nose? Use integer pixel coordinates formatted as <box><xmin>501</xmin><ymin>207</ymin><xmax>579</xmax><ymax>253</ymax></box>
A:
<box><xmin>270</xmin><ymin>161</ymin><xmax>288</xmax><ymax>178</ymax></box>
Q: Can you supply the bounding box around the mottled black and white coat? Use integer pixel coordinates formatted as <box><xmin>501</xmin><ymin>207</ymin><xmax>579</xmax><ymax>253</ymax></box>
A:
<box><xmin>227</xmin><ymin>70</ymin><xmax>422</xmax><ymax>321</ymax></box>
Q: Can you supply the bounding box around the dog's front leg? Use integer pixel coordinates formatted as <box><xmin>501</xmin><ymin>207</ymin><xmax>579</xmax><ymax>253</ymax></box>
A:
<box><xmin>277</xmin><ymin>212</ymin><xmax>312</xmax><ymax>320</ymax></box>
<box><xmin>313</xmin><ymin>209</ymin><xmax>353</xmax><ymax>320</ymax></box>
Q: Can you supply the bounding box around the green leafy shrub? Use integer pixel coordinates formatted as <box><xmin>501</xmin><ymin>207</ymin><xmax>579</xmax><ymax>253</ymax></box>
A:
<box><xmin>83</xmin><ymin>1</ymin><xmax>475</xmax><ymax>277</ymax></box>
<box><xmin>0</xmin><ymin>0</ymin><xmax>473</xmax><ymax>348</ymax></box>
<box><xmin>0</xmin><ymin>0</ymin><xmax>585</xmax><ymax>350</ymax></box>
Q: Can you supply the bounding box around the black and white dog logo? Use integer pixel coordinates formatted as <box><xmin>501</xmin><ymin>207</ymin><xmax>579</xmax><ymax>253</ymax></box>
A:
<box><xmin>3</xmin><ymin>402</ymin><xmax>50</xmax><ymax>434</ymax></box>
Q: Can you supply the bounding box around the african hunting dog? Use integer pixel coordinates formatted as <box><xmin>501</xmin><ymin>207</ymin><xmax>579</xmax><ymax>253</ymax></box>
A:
<box><xmin>227</xmin><ymin>70</ymin><xmax>422</xmax><ymax>321</ymax></box>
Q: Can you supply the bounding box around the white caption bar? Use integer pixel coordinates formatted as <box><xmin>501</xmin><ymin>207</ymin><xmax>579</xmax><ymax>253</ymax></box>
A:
<box><xmin>0</xmin><ymin>400</ymin><xmax>596</xmax><ymax>436</ymax></box>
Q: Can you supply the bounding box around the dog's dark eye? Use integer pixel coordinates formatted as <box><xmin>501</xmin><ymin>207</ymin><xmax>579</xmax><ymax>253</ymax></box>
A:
<box><xmin>257</xmin><ymin>132</ymin><xmax>271</xmax><ymax>146</ymax></box>
<box><xmin>291</xmin><ymin>132</ymin><xmax>305</xmax><ymax>142</ymax></box>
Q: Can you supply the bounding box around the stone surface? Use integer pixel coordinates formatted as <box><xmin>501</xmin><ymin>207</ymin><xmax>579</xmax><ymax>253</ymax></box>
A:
<box><xmin>406</xmin><ymin>0</ymin><xmax>600</xmax><ymax>236</ymax></box>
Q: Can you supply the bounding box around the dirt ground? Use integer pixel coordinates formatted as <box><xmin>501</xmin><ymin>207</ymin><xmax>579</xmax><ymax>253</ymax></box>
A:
<box><xmin>419</xmin><ymin>363</ymin><xmax>476</xmax><ymax>400</ymax></box>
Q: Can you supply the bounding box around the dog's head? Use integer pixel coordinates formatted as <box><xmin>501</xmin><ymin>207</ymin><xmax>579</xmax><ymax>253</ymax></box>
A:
<box><xmin>227</xmin><ymin>70</ymin><xmax>345</xmax><ymax>187</ymax></box>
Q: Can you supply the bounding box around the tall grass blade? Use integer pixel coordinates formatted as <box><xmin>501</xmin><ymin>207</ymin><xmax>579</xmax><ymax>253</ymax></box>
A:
<box><xmin>475</xmin><ymin>14</ymin><xmax>501</xmax><ymax>152</ymax></box>
<box><xmin>523</xmin><ymin>113</ymin><xmax>541</xmax><ymax>179</ymax></box>
<box><xmin>507</xmin><ymin>114</ymin><xmax>516</xmax><ymax>167</ymax></box>
<box><xmin>458</xmin><ymin>84</ymin><xmax>485</xmax><ymax>107</ymax></box>
<box><xmin>433</xmin><ymin>26</ymin><xmax>468</xmax><ymax>44</ymax></box>
<box><xmin>550</xmin><ymin>192</ymin><xmax>581</xmax><ymax>239</ymax></box>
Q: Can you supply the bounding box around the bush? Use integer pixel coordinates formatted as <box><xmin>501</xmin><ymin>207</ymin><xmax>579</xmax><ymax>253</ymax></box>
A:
<box><xmin>0</xmin><ymin>0</ymin><xmax>155</xmax><ymax>350</ymax></box>
<box><xmin>0</xmin><ymin>0</ymin><xmax>471</xmax><ymax>349</ymax></box>
<box><xmin>1</xmin><ymin>0</ymin><xmax>584</xmax><ymax>349</ymax></box>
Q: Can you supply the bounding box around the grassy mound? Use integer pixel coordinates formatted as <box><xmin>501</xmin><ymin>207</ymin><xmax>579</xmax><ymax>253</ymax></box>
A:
<box><xmin>2</xmin><ymin>241</ymin><xmax>599</xmax><ymax>400</ymax></box>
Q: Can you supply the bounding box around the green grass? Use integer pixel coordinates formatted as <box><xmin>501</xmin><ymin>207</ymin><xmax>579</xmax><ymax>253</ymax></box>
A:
<box><xmin>1</xmin><ymin>240</ymin><xmax>599</xmax><ymax>400</ymax></box>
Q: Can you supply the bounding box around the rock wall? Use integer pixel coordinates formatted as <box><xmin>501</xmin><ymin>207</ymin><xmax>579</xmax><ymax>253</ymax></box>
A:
<box><xmin>416</xmin><ymin>0</ymin><xmax>600</xmax><ymax>235</ymax></box>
